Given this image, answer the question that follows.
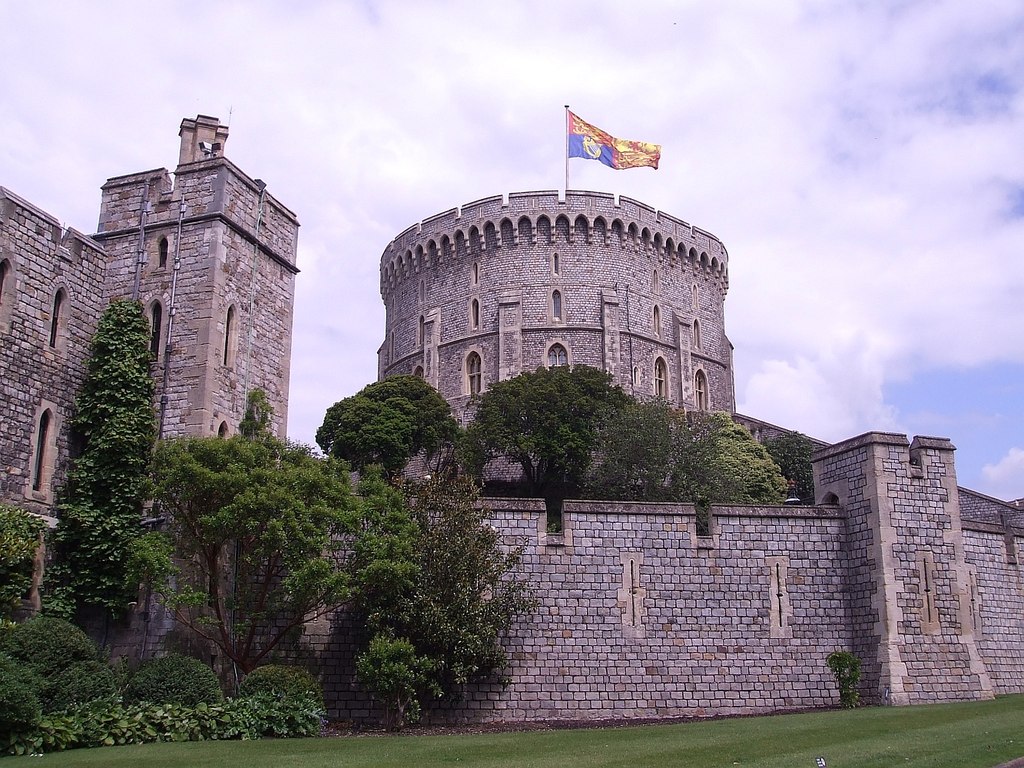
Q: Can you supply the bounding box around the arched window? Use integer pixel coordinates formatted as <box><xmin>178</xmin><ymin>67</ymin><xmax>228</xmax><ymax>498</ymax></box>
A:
<box><xmin>694</xmin><ymin>370</ymin><xmax>709</xmax><ymax>411</ymax></box>
<box><xmin>692</xmin><ymin>284</ymin><xmax>699</xmax><ymax>310</ymax></box>
<box><xmin>217</xmin><ymin>421</ymin><xmax>229</xmax><ymax>438</ymax></box>
<box><xmin>472</xmin><ymin>262</ymin><xmax>479</xmax><ymax>286</ymax></box>
<box><xmin>31</xmin><ymin>409</ymin><xmax>52</xmax><ymax>493</ymax></box>
<box><xmin>552</xmin><ymin>252</ymin><xmax>560</xmax><ymax>276</ymax></box>
<box><xmin>223</xmin><ymin>305</ymin><xmax>236</xmax><ymax>366</ymax></box>
<box><xmin>418</xmin><ymin>315</ymin><xmax>425</xmax><ymax>347</ymax></box>
<box><xmin>48</xmin><ymin>289</ymin><xmax>65</xmax><ymax>348</ymax></box>
<box><xmin>413</xmin><ymin>365</ymin><xmax>424</xmax><ymax>378</ymax></box>
<box><xmin>631</xmin><ymin>365</ymin><xmax>640</xmax><ymax>387</ymax></box>
<box><xmin>652</xmin><ymin>269</ymin><xmax>660</xmax><ymax>293</ymax></box>
<box><xmin>158</xmin><ymin>237</ymin><xmax>169</xmax><ymax>269</ymax></box>
<box><xmin>552</xmin><ymin>290</ymin><xmax>563</xmax><ymax>321</ymax></box>
<box><xmin>471</xmin><ymin>298</ymin><xmax>480</xmax><ymax>330</ymax></box>
<box><xmin>547</xmin><ymin>343</ymin><xmax>568</xmax><ymax>367</ymax></box>
<box><xmin>652</xmin><ymin>304</ymin><xmax>661</xmax><ymax>337</ymax></box>
<box><xmin>418</xmin><ymin>279</ymin><xmax>425</xmax><ymax>303</ymax></box>
<box><xmin>692</xmin><ymin>319</ymin><xmax>701</xmax><ymax>349</ymax></box>
<box><xmin>466</xmin><ymin>352</ymin><xmax>482</xmax><ymax>395</ymax></box>
<box><xmin>150</xmin><ymin>302</ymin><xmax>163</xmax><ymax>357</ymax></box>
<box><xmin>654</xmin><ymin>357</ymin><xmax>668</xmax><ymax>398</ymax></box>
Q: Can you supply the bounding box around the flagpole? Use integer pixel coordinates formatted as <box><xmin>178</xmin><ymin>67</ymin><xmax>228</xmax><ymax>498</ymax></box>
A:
<box><xmin>564</xmin><ymin>104</ymin><xmax>570</xmax><ymax>197</ymax></box>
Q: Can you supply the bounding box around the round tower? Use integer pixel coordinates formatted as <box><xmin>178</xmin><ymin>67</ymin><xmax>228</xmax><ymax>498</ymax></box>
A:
<box><xmin>378</xmin><ymin>190</ymin><xmax>734</xmax><ymax>418</ymax></box>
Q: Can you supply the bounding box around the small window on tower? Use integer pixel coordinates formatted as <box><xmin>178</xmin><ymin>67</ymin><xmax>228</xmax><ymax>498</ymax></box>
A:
<box><xmin>547</xmin><ymin>343</ymin><xmax>568</xmax><ymax>367</ymax></box>
<box><xmin>158</xmin><ymin>237</ymin><xmax>169</xmax><ymax>269</ymax></box>
<box><xmin>552</xmin><ymin>290</ymin><xmax>563</xmax><ymax>321</ymax></box>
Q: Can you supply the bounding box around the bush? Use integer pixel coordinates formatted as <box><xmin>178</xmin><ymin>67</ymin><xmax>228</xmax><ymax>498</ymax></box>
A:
<box><xmin>0</xmin><ymin>506</ymin><xmax>46</xmax><ymax>619</ymax></box>
<box><xmin>3</xmin><ymin>695</ymin><xmax>324</xmax><ymax>756</ymax></box>
<box><xmin>0</xmin><ymin>653</ymin><xmax>41</xmax><ymax>733</ymax></box>
<box><xmin>40</xmin><ymin>660</ymin><xmax>117</xmax><ymax>713</ymax></box>
<box><xmin>239</xmin><ymin>664</ymin><xmax>324</xmax><ymax>709</ymax></box>
<box><xmin>0</xmin><ymin>616</ymin><xmax>98</xmax><ymax>677</ymax></box>
<box><xmin>125</xmin><ymin>654</ymin><xmax>223</xmax><ymax>707</ymax></box>
<box><xmin>827</xmin><ymin>650</ymin><xmax>862</xmax><ymax>708</ymax></box>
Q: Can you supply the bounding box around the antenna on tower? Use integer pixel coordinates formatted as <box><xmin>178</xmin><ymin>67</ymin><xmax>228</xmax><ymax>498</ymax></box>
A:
<box><xmin>228</xmin><ymin>105</ymin><xmax>234</xmax><ymax>126</ymax></box>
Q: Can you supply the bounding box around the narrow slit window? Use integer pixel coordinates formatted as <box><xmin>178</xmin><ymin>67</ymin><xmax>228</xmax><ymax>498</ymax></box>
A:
<box><xmin>223</xmin><ymin>305</ymin><xmax>236</xmax><ymax>366</ymax></box>
<box><xmin>48</xmin><ymin>289</ymin><xmax>65</xmax><ymax>348</ymax></box>
<box><xmin>158</xmin><ymin>237</ymin><xmax>169</xmax><ymax>269</ymax></box>
<box><xmin>418</xmin><ymin>315</ymin><xmax>425</xmax><ymax>347</ymax></box>
<box><xmin>31</xmin><ymin>410</ymin><xmax>52</xmax><ymax>493</ymax></box>
<box><xmin>471</xmin><ymin>298</ymin><xmax>480</xmax><ymax>330</ymax></box>
<box><xmin>0</xmin><ymin>259</ymin><xmax>9</xmax><ymax>307</ymax></box>
<box><xmin>552</xmin><ymin>290</ymin><xmax>562</xmax><ymax>321</ymax></box>
<box><xmin>693</xmin><ymin>319</ymin><xmax>701</xmax><ymax>349</ymax></box>
<box><xmin>150</xmin><ymin>302</ymin><xmax>163</xmax><ymax>357</ymax></box>
<box><xmin>653</xmin><ymin>305</ymin><xmax>660</xmax><ymax>337</ymax></box>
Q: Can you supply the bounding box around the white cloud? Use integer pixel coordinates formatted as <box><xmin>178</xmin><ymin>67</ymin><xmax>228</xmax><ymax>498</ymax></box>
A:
<box><xmin>981</xmin><ymin>447</ymin><xmax>1024</xmax><ymax>502</ymax></box>
<box><xmin>2</xmin><ymin>0</ymin><xmax>1023</xmax><ymax>466</ymax></box>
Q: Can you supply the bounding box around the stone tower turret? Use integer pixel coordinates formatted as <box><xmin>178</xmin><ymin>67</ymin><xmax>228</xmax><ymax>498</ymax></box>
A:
<box><xmin>93</xmin><ymin>116</ymin><xmax>300</xmax><ymax>439</ymax></box>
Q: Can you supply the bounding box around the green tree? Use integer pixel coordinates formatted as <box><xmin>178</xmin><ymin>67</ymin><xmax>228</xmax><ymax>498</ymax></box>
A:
<box><xmin>764</xmin><ymin>431</ymin><xmax>818</xmax><ymax>504</ymax></box>
<box><xmin>317</xmin><ymin>376</ymin><xmax>460</xmax><ymax>478</ymax></box>
<box><xmin>47</xmin><ymin>298</ymin><xmax>156</xmax><ymax>618</ymax></box>
<box><xmin>352</xmin><ymin>470</ymin><xmax>533</xmax><ymax>729</ymax></box>
<box><xmin>0</xmin><ymin>505</ymin><xmax>46</xmax><ymax>618</ymax></box>
<box><xmin>713</xmin><ymin>415</ymin><xmax>788</xmax><ymax>504</ymax></box>
<box><xmin>585</xmin><ymin>399</ymin><xmax>683</xmax><ymax>502</ymax></box>
<box><xmin>149</xmin><ymin>432</ymin><xmax>355</xmax><ymax>674</ymax></box>
<box><xmin>461</xmin><ymin>365</ymin><xmax>629</xmax><ymax>499</ymax></box>
<box><xmin>587</xmin><ymin>408</ymin><xmax>787</xmax><ymax>506</ymax></box>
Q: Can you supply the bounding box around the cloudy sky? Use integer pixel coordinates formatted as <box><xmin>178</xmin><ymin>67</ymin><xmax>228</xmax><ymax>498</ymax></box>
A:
<box><xmin>3</xmin><ymin>1</ymin><xmax>1022</xmax><ymax>501</ymax></box>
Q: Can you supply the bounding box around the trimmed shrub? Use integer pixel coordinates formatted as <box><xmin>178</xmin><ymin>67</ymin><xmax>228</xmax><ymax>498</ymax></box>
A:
<box><xmin>239</xmin><ymin>664</ymin><xmax>324</xmax><ymax>709</ymax></box>
<box><xmin>125</xmin><ymin>654</ymin><xmax>223</xmax><ymax>706</ymax></box>
<box><xmin>41</xmin><ymin>660</ymin><xmax>117</xmax><ymax>713</ymax></box>
<box><xmin>0</xmin><ymin>652</ymin><xmax>42</xmax><ymax>733</ymax></box>
<box><xmin>4</xmin><ymin>695</ymin><xmax>324</xmax><ymax>756</ymax></box>
<box><xmin>0</xmin><ymin>616</ymin><xmax>98</xmax><ymax>676</ymax></box>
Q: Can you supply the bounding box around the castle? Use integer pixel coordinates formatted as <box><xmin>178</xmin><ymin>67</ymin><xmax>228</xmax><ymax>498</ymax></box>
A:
<box><xmin>0</xmin><ymin>116</ymin><xmax>297</xmax><ymax>528</ymax></box>
<box><xmin>2</xmin><ymin>117</ymin><xmax>1021</xmax><ymax>721</ymax></box>
<box><xmin>377</xmin><ymin>191</ymin><xmax>734</xmax><ymax>419</ymax></box>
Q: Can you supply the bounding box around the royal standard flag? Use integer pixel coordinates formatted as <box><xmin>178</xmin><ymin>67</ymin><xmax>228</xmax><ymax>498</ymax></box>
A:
<box><xmin>567</xmin><ymin>111</ymin><xmax>661</xmax><ymax>170</ymax></box>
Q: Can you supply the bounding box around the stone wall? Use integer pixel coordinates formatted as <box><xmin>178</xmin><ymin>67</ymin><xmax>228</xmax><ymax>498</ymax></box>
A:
<box><xmin>0</xmin><ymin>188</ymin><xmax>107</xmax><ymax>518</ymax></box>
<box><xmin>316</xmin><ymin>499</ymin><xmax>853</xmax><ymax>722</ymax></box>
<box><xmin>310</xmin><ymin>433</ymin><xmax>1023</xmax><ymax>724</ymax></box>
<box><xmin>0</xmin><ymin>115</ymin><xmax>298</xmax><ymax>519</ymax></box>
<box><xmin>378</xmin><ymin>191</ymin><xmax>734</xmax><ymax>418</ymax></box>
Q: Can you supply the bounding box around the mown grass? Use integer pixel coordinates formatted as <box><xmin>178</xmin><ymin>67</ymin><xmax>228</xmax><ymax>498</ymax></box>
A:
<box><xmin>7</xmin><ymin>694</ymin><xmax>1022</xmax><ymax>768</ymax></box>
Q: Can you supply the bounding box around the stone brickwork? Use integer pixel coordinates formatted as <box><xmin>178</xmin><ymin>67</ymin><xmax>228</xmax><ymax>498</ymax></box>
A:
<box><xmin>0</xmin><ymin>189</ymin><xmax>108</xmax><ymax>519</ymax></box>
<box><xmin>813</xmin><ymin>433</ymin><xmax>998</xmax><ymax>705</ymax></box>
<box><xmin>0</xmin><ymin>116</ymin><xmax>298</xmax><ymax>522</ymax></box>
<box><xmin>307</xmin><ymin>432</ymin><xmax>1022</xmax><ymax>724</ymax></box>
<box><xmin>378</xmin><ymin>191</ymin><xmax>734</xmax><ymax>418</ymax></box>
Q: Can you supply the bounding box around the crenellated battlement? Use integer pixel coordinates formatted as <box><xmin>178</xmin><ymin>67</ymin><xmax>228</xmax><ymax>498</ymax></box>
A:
<box><xmin>379</xmin><ymin>190</ymin><xmax>728</xmax><ymax>297</ymax></box>
<box><xmin>0</xmin><ymin>187</ymin><xmax>105</xmax><ymax>264</ymax></box>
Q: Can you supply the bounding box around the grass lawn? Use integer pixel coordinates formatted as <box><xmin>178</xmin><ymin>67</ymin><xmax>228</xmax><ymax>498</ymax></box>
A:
<box><xmin>7</xmin><ymin>695</ymin><xmax>1022</xmax><ymax>768</ymax></box>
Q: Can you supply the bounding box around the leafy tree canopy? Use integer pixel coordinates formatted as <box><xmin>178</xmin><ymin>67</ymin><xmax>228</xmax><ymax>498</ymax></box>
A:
<box><xmin>47</xmin><ymin>298</ymin><xmax>156</xmax><ymax>618</ymax></box>
<box><xmin>352</xmin><ymin>469</ymin><xmax>533</xmax><ymax>728</ymax></box>
<box><xmin>317</xmin><ymin>376</ymin><xmax>459</xmax><ymax>478</ymax></box>
<box><xmin>587</xmin><ymin>405</ymin><xmax>787</xmax><ymax>505</ymax></box>
<box><xmin>461</xmin><ymin>365</ymin><xmax>629</xmax><ymax>499</ymax></box>
<box><xmin>150</xmin><ymin>403</ymin><xmax>356</xmax><ymax>673</ymax></box>
<box><xmin>763</xmin><ymin>431</ymin><xmax>818</xmax><ymax>504</ymax></box>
